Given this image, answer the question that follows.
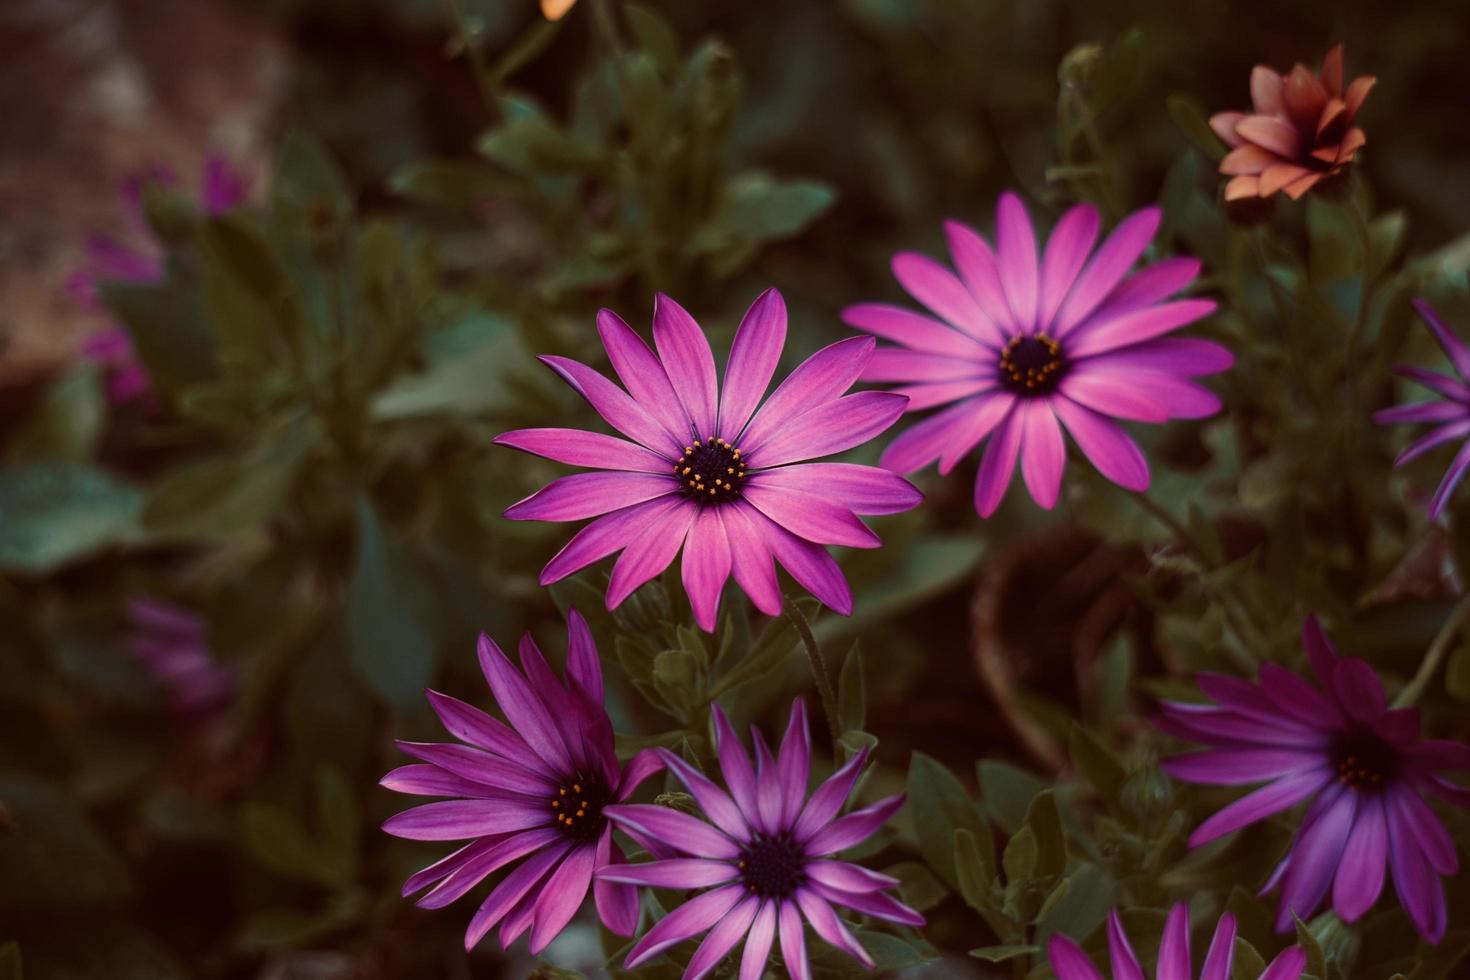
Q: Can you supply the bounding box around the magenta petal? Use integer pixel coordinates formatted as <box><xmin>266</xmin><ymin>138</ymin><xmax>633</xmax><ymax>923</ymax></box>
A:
<box><xmin>775</xmin><ymin>700</ymin><xmax>812</xmax><ymax>827</ymax></box>
<box><xmin>738</xmin><ymin>901</ymin><xmax>777</xmax><ymax>980</ymax></box>
<box><xmin>1106</xmin><ymin>910</ymin><xmax>1145</xmax><ymax>980</ymax></box>
<box><xmin>938</xmin><ymin>392</ymin><xmax>1015</xmax><ymax>476</ymax></box>
<box><xmin>423</xmin><ymin>691</ymin><xmax>549</xmax><ymax>774</ymax></box>
<box><xmin>1093</xmin><ymin>256</ymin><xmax>1203</xmax><ymax>321</ymax></box>
<box><xmin>606</xmin><ymin>499</ymin><xmax>697</xmax><ymax>607</ymax></box>
<box><xmin>382</xmin><ymin>798</ymin><xmax>547</xmax><ymax>841</ymax></box>
<box><xmin>540</xmin><ymin>355</ymin><xmax>684</xmax><ymax>456</ymax></box>
<box><xmin>714</xmin><ymin>706</ymin><xmax>763</xmax><ymax>826</ymax></box>
<box><xmin>1162</xmin><ymin>747</ymin><xmax>1325</xmax><ymax>785</ymax></box>
<box><xmin>1413</xmin><ymin>299</ymin><xmax>1470</xmax><ymax>380</ymax></box>
<box><xmin>686</xmin><ymin>897</ymin><xmax>761</xmax><ymax>980</ymax></box>
<box><xmin>879</xmin><ymin>398</ymin><xmax>982</xmax><ymax>475</ymax></box>
<box><xmin>1388</xmin><ymin>806</ymin><xmax>1448</xmax><ymax>943</ymax></box>
<box><xmin>1200</xmin><ymin>911</ymin><xmax>1237</xmax><ymax>980</ymax></box>
<box><xmin>995</xmin><ymin>191</ymin><xmax>1040</xmax><ymax>332</ymax></box>
<box><xmin>1039</xmin><ymin>203</ymin><xmax>1102</xmax><ymax>327</ymax></box>
<box><xmin>1052</xmin><ymin>398</ymin><xmax>1150</xmax><ymax>492</ymax></box>
<box><xmin>804</xmin><ymin>860</ymin><xmax>899</xmax><ymax>894</ymax></box>
<box><xmin>747</xmin><ymin>391</ymin><xmax>907</xmax><ymax>468</ymax></box>
<box><xmin>747</xmin><ymin>463</ymin><xmax>921</xmax><ymax>516</ymax></box>
<box><xmin>1096</xmin><ymin>335</ymin><xmax>1232</xmax><ymax>376</ymax></box>
<box><xmin>1393</xmin><ymin>419</ymin><xmax>1470</xmax><ymax>467</ymax></box>
<box><xmin>1301</xmin><ymin>615</ymin><xmax>1340</xmax><ymax>682</ymax></box>
<box><xmin>616</xmin><ymin>747</ymin><xmax>665</xmax><ymax>801</ymax></box>
<box><xmin>795</xmin><ymin>889</ymin><xmax>874</xmax><ymax>969</ymax></box>
<box><xmin>793</xmin><ymin>746</ymin><xmax>869</xmax><ymax>842</ymax></box>
<box><xmin>1395</xmin><ymin>365</ymin><xmax>1470</xmax><ymax>403</ymax></box>
<box><xmin>625</xmin><ymin>884</ymin><xmax>744</xmax><ymax>968</ymax></box>
<box><xmin>529</xmin><ymin>841</ymin><xmax>597</xmax><ymax>953</ymax></box>
<box><xmin>464</xmin><ymin>839</ymin><xmax>573</xmax><ymax>949</ymax></box>
<box><xmin>803</xmin><ymin>793</ymin><xmax>904</xmax><ymax>855</ymax></box>
<box><xmin>1054</xmin><ymin>206</ymin><xmax>1162</xmax><ymax>336</ymax></box>
<box><xmin>565</xmin><ymin>609</ymin><xmax>603</xmax><ymax>705</ymax></box>
<box><xmin>603</xmin><ymin>804</ymin><xmax>741</xmax><ymax>859</ymax></box>
<box><xmin>739</xmin><ymin>337</ymin><xmax>875</xmax><ymax>449</ymax></box>
<box><xmin>1259</xmin><ymin>947</ymin><xmax>1308</xmax><ymax>980</ymax></box>
<box><xmin>741</xmin><ymin>503</ymin><xmax>853</xmax><ymax>615</ymax></box>
<box><xmin>1188</xmin><ymin>770</ymin><xmax>1329</xmax><ymax>847</ymax></box>
<box><xmin>476</xmin><ymin>634</ymin><xmax>575</xmax><ymax>774</ymax></box>
<box><xmin>1059</xmin><ymin>369</ymin><xmax>1170</xmax><ymax>422</ymax></box>
<box><xmin>1275</xmin><ymin>788</ymin><xmax>1356</xmax><ymax>930</ymax></box>
<box><xmin>719</xmin><ymin>288</ymin><xmax>788</xmax><ymax>441</ymax></box>
<box><xmin>653</xmin><ymin>293</ymin><xmax>720</xmax><ymax>437</ymax></box>
<box><xmin>403</xmin><ymin>836</ymin><xmax>501</xmax><ymax>899</ymax></box>
<box><xmin>1048</xmin><ymin>934</ymin><xmax>1106</xmax><ymax>980</ymax></box>
<box><xmin>505</xmin><ymin>470</ymin><xmax>676</xmax><ymax>523</ymax></box>
<box><xmin>1428</xmin><ymin>436</ymin><xmax>1470</xmax><ymax>519</ymax></box>
<box><xmin>1157</xmin><ymin>902</ymin><xmax>1191</xmax><ymax>980</ymax></box>
<box><xmin>201</xmin><ymin>156</ymin><xmax>249</xmax><ymax>213</ymax></box>
<box><xmin>1333</xmin><ymin>794</ymin><xmax>1387</xmax><ymax>921</ymax></box>
<box><xmin>752</xmin><ymin>731</ymin><xmax>784</xmax><ymax>832</ymax></box>
<box><xmin>842</xmin><ymin>303</ymin><xmax>991</xmax><ymax>357</ymax></box>
<box><xmin>593</xmin><ymin>830</ymin><xmax>641</xmax><ymax>936</ymax></box>
<box><xmin>1019</xmin><ymin>401</ymin><xmax>1065</xmax><ymax>509</ymax></box>
<box><xmin>892</xmin><ymin>251</ymin><xmax>1005</xmax><ymax>346</ymax></box>
<box><xmin>720</xmin><ymin>504</ymin><xmax>783</xmax><ymax>616</ymax></box>
<box><xmin>658</xmin><ymin>749</ymin><xmax>751</xmax><ymax>839</ymax></box>
<box><xmin>778</xmin><ymin>899</ymin><xmax>812</xmax><ymax>980</ymax></box>
<box><xmin>540</xmin><ymin>496</ymin><xmax>685</xmax><ymax>586</ymax></box>
<box><xmin>809</xmin><ymin>881</ymin><xmax>925</xmax><ymax>927</ymax></box>
<box><xmin>596</xmin><ymin>857</ymin><xmax>740</xmax><ymax>889</ymax></box>
<box><xmin>1388</xmin><ymin>789</ymin><xmax>1459</xmax><ymax>874</ymax></box>
<box><xmin>892</xmin><ymin>378</ymin><xmax>995</xmax><ymax>411</ymax></box>
<box><xmin>973</xmin><ymin>405</ymin><xmax>1023</xmax><ymax>517</ymax></box>
<box><xmin>417</xmin><ymin>832</ymin><xmax>555</xmax><ymax>908</ymax></box>
<box><xmin>683</xmin><ymin>507</ymin><xmax>733</xmax><ymax>631</ymax></box>
<box><xmin>495</xmin><ymin>427</ymin><xmax>671</xmax><ymax>472</ymax></box>
<box><xmin>380</xmin><ymin>763</ymin><xmax>504</xmax><ymax>799</ymax></box>
<box><xmin>741</xmin><ymin>484</ymin><xmax>879</xmax><ymax>549</ymax></box>
<box><xmin>1067</xmin><ymin>299</ymin><xmax>1219</xmax><ymax>358</ymax></box>
<box><xmin>943</xmin><ymin>219</ymin><xmax>1018</xmax><ymax>339</ymax></box>
<box><xmin>597</xmin><ymin>308</ymin><xmax>691</xmax><ymax>442</ymax></box>
<box><xmin>862</xmin><ymin>348</ymin><xmax>988</xmax><ymax>383</ymax></box>
<box><xmin>1373</xmin><ymin>401</ymin><xmax>1467</xmax><ymax>425</ymax></box>
<box><xmin>1331</xmin><ymin>658</ymin><xmax>1387</xmax><ymax>725</ymax></box>
<box><xmin>394</xmin><ymin>742</ymin><xmax>554</xmax><ymax>796</ymax></box>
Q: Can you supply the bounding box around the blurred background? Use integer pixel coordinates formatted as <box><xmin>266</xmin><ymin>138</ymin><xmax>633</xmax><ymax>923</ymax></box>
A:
<box><xmin>4</xmin><ymin>0</ymin><xmax>1470</xmax><ymax>978</ymax></box>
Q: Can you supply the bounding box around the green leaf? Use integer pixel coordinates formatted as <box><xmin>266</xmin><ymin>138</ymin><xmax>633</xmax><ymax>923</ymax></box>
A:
<box><xmin>1368</xmin><ymin>210</ymin><xmax>1409</xmax><ymax>283</ymax></box>
<box><xmin>968</xmin><ymin>944</ymin><xmax>1037</xmax><ymax>964</ymax></box>
<box><xmin>1447</xmin><ymin>633</ymin><xmax>1470</xmax><ymax>702</ymax></box>
<box><xmin>885</xmin><ymin>860</ymin><xmax>947</xmax><ymax>913</ymax></box>
<box><xmin>1034</xmin><ymin>864</ymin><xmax>1115</xmax><ymax>947</ymax></box>
<box><xmin>849</xmin><ymin>930</ymin><xmax>929</xmax><ymax>970</ymax></box>
<box><xmin>200</xmin><ymin>215</ymin><xmax>308</xmax><ymax>368</ymax></box>
<box><xmin>689</xmin><ymin>173</ymin><xmax>836</xmax><ymax>257</ymax></box>
<box><xmin>97</xmin><ymin>273</ymin><xmax>215</xmax><ymax>396</ymax></box>
<box><xmin>371</xmin><ymin>314</ymin><xmax>526</xmax><ymax>419</ymax></box>
<box><xmin>712</xmin><ymin>599</ymin><xmax>817</xmax><ymax>697</ymax></box>
<box><xmin>1166</xmin><ymin>93</ymin><xmax>1227</xmax><ymax>161</ymax></box>
<box><xmin>907</xmin><ymin>751</ymin><xmax>992</xmax><ymax>892</ymax></box>
<box><xmin>1024</xmin><ymin>790</ymin><xmax>1067</xmax><ymax>877</ymax></box>
<box><xmin>241</xmin><ymin>802</ymin><xmax>344</xmax><ymax>888</ymax></box>
<box><xmin>624</xmin><ymin>2</ymin><xmax>680</xmax><ymax>72</ymax></box>
<box><xmin>4</xmin><ymin>365</ymin><xmax>104</xmax><ymax>464</ymax></box>
<box><xmin>815</xmin><ymin>535</ymin><xmax>985</xmax><ymax>644</ymax></box>
<box><xmin>1002</xmin><ymin>825</ymin><xmax>1038</xmax><ymax>882</ymax></box>
<box><xmin>953</xmin><ymin>828</ymin><xmax>992</xmax><ymax>912</ymax></box>
<box><xmin>142</xmin><ymin>416</ymin><xmax>318</xmax><ymax>541</ymax></box>
<box><xmin>1294</xmin><ymin>915</ymin><xmax>1327</xmax><ymax>980</ymax></box>
<box><xmin>1232</xmin><ymin>937</ymin><xmax>1269</xmax><ymax>980</ymax></box>
<box><xmin>0</xmin><ymin>462</ymin><xmax>141</xmax><ymax>574</ymax></box>
<box><xmin>346</xmin><ymin>498</ymin><xmax>441</xmax><ymax>709</ymax></box>
<box><xmin>837</xmin><ymin>642</ymin><xmax>866</xmax><ymax>735</ymax></box>
<box><xmin>977</xmin><ymin>760</ymin><xmax>1048</xmax><ymax>835</ymax></box>
<box><xmin>274</xmin><ymin>132</ymin><xmax>353</xmax><ymax>226</ymax></box>
<box><xmin>389</xmin><ymin>159</ymin><xmax>506</xmax><ymax>210</ymax></box>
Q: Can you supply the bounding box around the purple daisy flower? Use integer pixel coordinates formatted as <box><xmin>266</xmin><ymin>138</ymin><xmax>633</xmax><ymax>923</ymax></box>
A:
<box><xmin>380</xmin><ymin>611</ymin><xmax>663</xmax><ymax>953</ymax></box>
<box><xmin>496</xmin><ymin>289</ymin><xmax>921</xmax><ymax>631</ymax></box>
<box><xmin>1375</xmin><ymin>298</ymin><xmax>1470</xmax><ymax>519</ymax></box>
<box><xmin>1048</xmin><ymin>902</ymin><xmax>1306</xmax><ymax>980</ymax></box>
<box><xmin>597</xmin><ymin>699</ymin><xmax>923</xmax><ymax>980</ymax></box>
<box><xmin>126</xmin><ymin>599</ymin><xmax>236</xmax><ymax>719</ymax></box>
<box><xmin>70</xmin><ymin>155</ymin><xmax>249</xmax><ymax>404</ymax></box>
<box><xmin>842</xmin><ymin>192</ymin><xmax>1231</xmax><ymax>516</ymax></box>
<box><xmin>1156</xmin><ymin>616</ymin><xmax>1470</xmax><ymax>942</ymax></box>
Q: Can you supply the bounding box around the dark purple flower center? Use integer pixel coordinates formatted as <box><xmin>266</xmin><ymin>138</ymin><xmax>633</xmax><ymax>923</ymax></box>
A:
<box><xmin>998</xmin><ymin>333</ymin><xmax>1067</xmax><ymax>395</ymax></box>
<box><xmin>675</xmin><ymin>436</ymin><xmax>747</xmax><ymax>504</ymax></box>
<box><xmin>1332</xmin><ymin>730</ymin><xmax>1399</xmax><ymax>791</ymax></box>
<box><xmin>738</xmin><ymin>832</ymin><xmax>806</xmax><ymax>900</ymax></box>
<box><xmin>550</xmin><ymin>775</ymin><xmax>611</xmax><ymax>842</ymax></box>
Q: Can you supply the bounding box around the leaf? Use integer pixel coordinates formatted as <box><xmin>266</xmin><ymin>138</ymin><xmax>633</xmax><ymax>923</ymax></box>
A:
<box><xmin>142</xmin><ymin>416</ymin><xmax>319</xmax><ymax>541</ymax></box>
<box><xmin>689</xmin><ymin>173</ymin><xmax>836</xmax><ymax>257</ymax></box>
<box><xmin>907</xmin><ymin>751</ymin><xmax>992</xmax><ymax>892</ymax></box>
<box><xmin>1034</xmin><ymin>864</ymin><xmax>1115</xmax><ymax>947</ymax></box>
<box><xmin>837</xmin><ymin>642</ymin><xmax>866</xmax><ymax>734</ymax></box>
<box><xmin>1232</xmin><ymin>937</ymin><xmax>1269</xmax><ymax>980</ymax></box>
<box><xmin>1447</xmin><ymin>634</ymin><xmax>1470</xmax><ymax>702</ymax></box>
<box><xmin>0</xmin><ymin>462</ymin><xmax>141</xmax><ymax>574</ymax></box>
<box><xmin>977</xmin><ymin>760</ymin><xmax>1048</xmax><ymax>835</ymax></box>
<box><xmin>97</xmin><ymin>273</ymin><xmax>215</xmax><ymax>396</ymax></box>
<box><xmin>4</xmin><ymin>365</ymin><xmax>104</xmax><ymax>464</ymax></box>
<box><xmin>1166</xmin><ymin>93</ymin><xmax>1227</xmax><ymax>161</ymax></box>
<box><xmin>953</xmin><ymin>828</ymin><xmax>992</xmax><ymax>912</ymax></box>
<box><xmin>1024</xmin><ymin>790</ymin><xmax>1067</xmax><ymax>878</ymax></box>
<box><xmin>371</xmin><ymin>314</ymin><xmax>527</xmax><ymax>419</ymax></box>
<box><xmin>815</xmin><ymin>535</ymin><xmax>985</xmax><ymax>644</ymax></box>
<box><xmin>849</xmin><ymin>930</ymin><xmax>929</xmax><ymax>970</ymax></box>
<box><xmin>1001</xmin><ymin>825</ymin><xmax>1038</xmax><ymax>882</ymax></box>
<box><xmin>200</xmin><ymin>215</ymin><xmax>308</xmax><ymax>368</ymax></box>
<box><xmin>389</xmin><ymin>159</ymin><xmax>507</xmax><ymax>210</ymax></box>
<box><xmin>273</xmin><ymin>132</ymin><xmax>353</xmax><ymax>226</ymax></box>
<box><xmin>712</xmin><ymin>598</ymin><xmax>817</xmax><ymax>697</ymax></box>
<box><xmin>1294</xmin><ymin>915</ymin><xmax>1327</xmax><ymax>980</ymax></box>
<box><xmin>346</xmin><ymin>498</ymin><xmax>441</xmax><ymax>709</ymax></box>
<box><xmin>884</xmin><ymin>860</ymin><xmax>947</xmax><ymax>913</ymax></box>
<box><xmin>624</xmin><ymin>2</ymin><xmax>680</xmax><ymax>72</ymax></box>
<box><xmin>241</xmin><ymin>802</ymin><xmax>344</xmax><ymax>888</ymax></box>
<box><xmin>968</xmin><ymin>944</ymin><xmax>1037</xmax><ymax>964</ymax></box>
<box><xmin>1368</xmin><ymin>210</ymin><xmax>1409</xmax><ymax>283</ymax></box>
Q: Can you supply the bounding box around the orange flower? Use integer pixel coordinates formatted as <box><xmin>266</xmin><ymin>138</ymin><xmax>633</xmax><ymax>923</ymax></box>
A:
<box><xmin>541</xmin><ymin>0</ymin><xmax>577</xmax><ymax>20</ymax></box>
<box><xmin>1209</xmin><ymin>44</ymin><xmax>1375</xmax><ymax>201</ymax></box>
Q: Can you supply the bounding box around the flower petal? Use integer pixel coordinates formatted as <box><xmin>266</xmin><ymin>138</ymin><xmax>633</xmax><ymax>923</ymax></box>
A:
<box><xmin>973</xmin><ymin>403</ymin><xmax>1023</xmax><ymax>517</ymax></box>
<box><xmin>740</xmin><ymin>901</ymin><xmax>778</xmax><ymax>980</ymax></box>
<box><xmin>735</xmin><ymin>501</ymin><xmax>852</xmax><ymax>615</ymax></box>
<box><xmin>714</xmin><ymin>705</ymin><xmax>762</xmax><ymax>826</ymax></box>
<box><xmin>686</xmin><ymin>897</ymin><xmax>762</xmax><ymax>980</ymax></box>
<box><xmin>1054</xmin><ymin>207</ymin><xmax>1162</xmax><ymax>336</ymax></box>
<box><xmin>464</xmin><ymin>839</ymin><xmax>574</xmax><ymax>949</ymax></box>
<box><xmin>741</xmin><ymin>484</ymin><xmax>880</xmax><ymax>548</ymax></box>
<box><xmin>738</xmin><ymin>336</ymin><xmax>874</xmax><ymax>450</ymax></box>
<box><xmin>540</xmin><ymin>496</ymin><xmax>688</xmax><ymax>585</ymax></box>
<box><xmin>603</xmin><ymin>804</ymin><xmax>741</xmax><ymax>859</ymax></box>
<box><xmin>944</xmin><ymin>219</ymin><xmax>1019</xmax><ymax>340</ymax></box>
<box><xmin>776</xmin><ymin>699</ymin><xmax>812</xmax><ymax>827</ymax></box>
<box><xmin>658</xmin><ymin>748</ymin><xmax>751</xmax><ymax>839</ymax></box>
<box><xmin>720</xmin><ymin>288</ymin><xmax>788</xmax><ymax>441</ymax></box>
<box><xmin>748</xmin><ymin>391</ymin><xmax>908</xmax><ymax>469</ymax></box>
<box><xmin>804</xmin><ymin>794</ymin><xmax>905</xmax><ymax>855</ymax></box>
<box><xmin>1275</xmin><ymin>787</ymin><xmax>1356</xmax><ymax>930</ymax></box>
<box><xmin>653</xmin><ymin>293</ymin><xmax>719</xmax><ymax>437</ymax></box>
<box><xmin>606</xmin><ymin>499</ymin><xmax>698</xmax><ymax>608</ymax></box>
<box><xmin>1039</xmin><ymin>203</ymin><xmax>1102</xmax><ymax>327</ymax></box>
<box><xmin>529</xmin><ymin>841</ymin><xmax>597</xmax><ymax>953</ymax></box>
<box><xmin>505</xmin><ymin>472</ymin><xmax>675</xmax><ymax>522</ymax></box>
<box><xmin>593</xmin><ymin>829</ymin><xmax>641</xmax><ymax>936</ymax></box>
<box><xmin>1388</xmin><ymin>805</ymin><xmax>1448</xmax><ymax>943</ymax></box>
<box><xmin>1333</xmin><ymin>794</ymin><xmax>1387</xmax><ymax>922</ymax></box>
<box><xmin>625</xmin><ymin>884</ymin><xmax>745</xmax><ymax>968</ymax></box>
<box><xmin>1052</xmin><ymin>399</ymin><xmax>1150</xmax><ymax>492</ymax></box>
<box><xmin>1429</xmin><ymin>436</ymin><xmax>1470</xmax><ymax>519</ymax></box>
<box><xmin>1067</xmin><ymin>299</ymin><xmax>1219</xmax><ymax>359</ymax></box>
<box><xmin>778</xmin><ymin>899</ymin><xmax>812</xmax><ymax>980</ymax></box>
<box><xmin>720</xmin><ymin>504</ymin><xmax>782</xmax><ymax>616</ymax></box>
<box><xmin>1047</xmin><ymin>935</ymin><xmax>1106</xmax><ymax>980</ymax></box>
<box><xmin>893</xmin><ymin>251</ymin><xmax>1005</xmax><ymax>346</ymax></box>
<box><xmin>1413</xmin><ymin>299</ymin><xmax>1470</xmax><ymax>379</ymax></box>
<box><xmin>1200</xmin><ymin>911</ymin><xmax>1237</xmax><ymax>980</ymax></box>
<box><xmin>597</xmin><ymin>308</ymin><xmax>690</xmax><ymax>443</ymax></box>
<box><xmin>540</xmin><ymin>355</ymin><xmax>683</xmax><ymax>456</ymax></box>
<box><xmin>494</xmin><ymin>427</ymin><xmax>670</xmax><ymax>472</ymax></box>
<box><xmin>995</xmin><ymin>191</ymin><xmax>1040</xmax><ymax>332</ymax></box>
<box><xmin>476</xmin><ymin>633</ymin><xmax>575</xmax><ymax>773</ymax></box>
<box><xmin>795</xmin><ymin>889</ymin><xmax>874</xmax><ymax>969</ymax></box>
<box><xmin>1157</xmin><ymin>902</ymin><xmax>1191</xmax><ymax>980</ymax></box>
<box><xmin>793</xmin><ymin>746</ymin><xmax>870</xmax><ymax>842</ymax></box>
<box><xmin>1188</xmin><ymin>770</ymin><xmax>1330</xmax><ymax>847</ymax></box>
<box><xmin>1106</xmin><ymin>910</ymin><xmax>1145</xmax><ymax>980</ymax></box>
<box><xmin>683</xmin><ymin>507</ymin><xmax>733</xmax><ymax>631</ymax></box>
<box><xmin>1019</xmin><ymin>400</ymin><xmax>1066</xmax><ymax>509</ymax></box>
<box><xmin>841</xmin><ymin>303</ymin><xmax>988</xmax><ymax>358</ymax></box>
<box><xmin>747</xmin><ymin>463</ymin><xmax>921</xmax><ymax>515</ymax></box>
<box><xmin>596</xmin><ymin>857</ymin><xmax>740</xmax><ymax>889</ymax></box>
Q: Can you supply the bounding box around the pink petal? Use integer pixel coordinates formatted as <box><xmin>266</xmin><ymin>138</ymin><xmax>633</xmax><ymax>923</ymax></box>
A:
<box><xmin>683</xmin><ymin>507</ymin><xmax>733</xmax><ymax>631</ymax></box>
<box><xmin>540</xmin><ymin>496</ymin><xmax>687</xmax><ymax>585</ymax></box>
<box><xmin>747</xmin><ymin>391</ymin><xmax>907</xmax><ymax>469</ymax></box>
<box><xmin>719</xmin><ymin>504</ymin><xmax>782</xmax><ymax>616</ymax></box>
<box><xmin>1039</xmin><ymin>202</ymin><xmax>1102</xmax><ymax>327</ymax></box>
<box><xmin>1053</xmin><ymin>207</ymin><xmax>1162</xmax><ymax>336</ymax></box>
<box><xmin>1052</xmin><ymin>398</ymin><xmax>1150</xmax><ymax>491</ymax></box>
<box><xmin>995</xmin><ymin>191</ymin><xmax>1040</xmax><ymax>332</ymax></box>
<box><xmin>719</xmin><ymin>288</ymin><xmax>788</xmax><ymax>441</ymax></box>
<box><xmin>741</xmin><ymin>484</ymin><xmax>879</xmax><ymax>549</ymax></box>
<box><xmin>653</xmin><ymin>293</ymin><xmax>719</xmax><ymax>437</ymax></box>
<box><xmin>944</xmin><ymin>219</ymin><xmax>1018</xmax><ymax>339</ymax></box>
<box><xmin>739</xmin><ymin>337</ymin><xmax>874</xmax><ymax>450</ymax></box>
<box><xmin>973</xmin><ymin>405</ymin><xmax>1023</xmax><ymax>516</ymax></box>
<box><xmin>893</xmin><ymin>251</ymin><xmax>1005</xmax><ymax>346</ymax></box>
<box><xmin>1019</xmin><ymin>401</ymin><xmax>1065</xmax><ymax>509</ymax></box>
<box><xmin>495</xmin><ymin>427</ymin><xmax>671</xmax><ymax>472</ymax></box>
<box><xmin>541</xmin><ymin>355</ymin><xmax>683</xmax><ymax>456</ymax></box>
<box><xmin>597</xmin><ymin>308</ymin><xmax>691</xmax><ymax>443</ymax></box>
<box><xmin>606</xmin><ymin>499</ymin><xmax>697</xmax><ymax>607</ymax></box>
<box><xmin>504</xmin><ymin>472</ymin><xmax>676</xmax><ymax>522</ymax></box>
<box><xmin>841</xmin><ymin>303</ymin><xmax>991</xmax><ymax>357</ymax></box>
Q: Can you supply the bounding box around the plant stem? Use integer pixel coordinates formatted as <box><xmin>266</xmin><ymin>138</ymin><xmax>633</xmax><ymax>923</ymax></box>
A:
<box><xmin>444</xmin><ymin>0</ymin><xmax>502</xmax><ymax>119</ymax></box>
<box><xmin>784</xmin><ymin>595</ymin><xmax>842</xmax><ymax>745</ymax></box>
<box><xmin>1391</xmin><ymin>596</ymin><xmax>1470</xmax><ymax>709</ymax></box>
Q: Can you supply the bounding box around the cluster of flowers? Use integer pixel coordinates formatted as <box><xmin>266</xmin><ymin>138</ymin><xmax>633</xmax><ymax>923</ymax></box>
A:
<box><xmin>73</xmin><ymin>42</ymin><xmax>1470</xmax><ymax>980</ymax></box>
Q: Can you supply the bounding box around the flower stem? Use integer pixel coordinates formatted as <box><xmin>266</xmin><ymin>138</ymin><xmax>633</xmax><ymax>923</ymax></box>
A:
<box><xmin>1391</xmin><ymin>597</ymin><xmax>1470</xmax><ymax>709</ymax></box>
<box><xmin>784</xmin><ymin>595</ymin><xmax>842</xmax><ymax>746</ymax></box>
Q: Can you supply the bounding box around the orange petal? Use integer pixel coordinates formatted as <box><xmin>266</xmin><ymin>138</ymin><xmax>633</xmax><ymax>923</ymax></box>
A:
<box><xmin>1236</xmin><ymin>115</ymin><xmax>1303</xmax><ymax>159</ymax></box>
<box><xmin>1224</xmin><ymin>175</ymin><xmax>1262</xmax><ymax>201</ymax></box>
<box><xmin>1282</xmin><ymin>172</ymin><xmax>1323</xmax><ymax>200</ymax></box>
<box><xmin>1321</xmin><ymin>44</ymin><xmax>1345</xmax><ymax>96</ymax></box>
<box><xmin>1250</xmin><ymin>66</ymin><xmax>1285</xmax><ymax>115</ymax></box>
<box><xmin>1344</xmin><ymin>76</ymin><xmax>1376</xmax><ymax>118</ymax></box>
<box><xmin>1221</xmin><ymin>144</ymin><xmax>1277</xmax><ymax>176</ymax></box>
<box><xmin>1316</xmin><ymin>98</ymin><xmax>1347</xmax><ymax>138</ymax></box>
<box><xmin>541</xmin><ymin>0</ymin><xmax>577</xmax><ymax>20</ymax></box>
<box><xmin>1259</xmin><ymin>162</ymin><xmax>1311</xmax><ymax>197</ymax></box>
<box><xmin>1282</xmin><ymin>64</ymin><xmax>1328</xmax><ymax>129</ymax></box>
<box><xmin>1209</xmin><ymin>111</ymin><xmax>1247</xmax><ymax>148</ymax></box>
<box><xmin>1311</xmin><ymin>143</ymin><xmax>1343</xmax><ymax>164</ymax></box>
